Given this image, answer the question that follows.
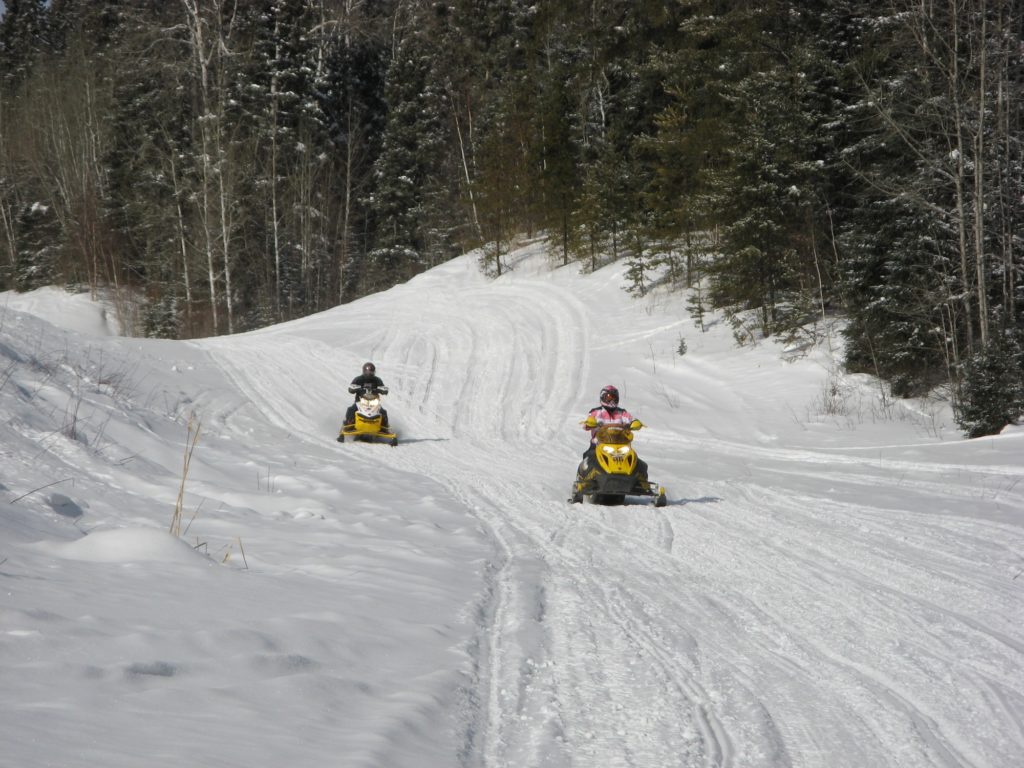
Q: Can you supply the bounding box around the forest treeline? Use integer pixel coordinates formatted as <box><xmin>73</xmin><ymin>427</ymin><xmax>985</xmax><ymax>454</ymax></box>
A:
<box><xmin>0</xmin><ymin>0</ymin><xmax>1021</xmax><ymax>436</ymax></box>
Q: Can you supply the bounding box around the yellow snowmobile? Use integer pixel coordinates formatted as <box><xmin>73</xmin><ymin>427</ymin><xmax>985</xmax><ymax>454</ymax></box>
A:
<box><xmin>337</xmin><ymin>390</ymin><xmax>397</xmax><ymax>446</ymax></box>
<box><xmin>570</xmin><ymin>417</ymin><xmax>667</xmax><ymax>506</ymax></box>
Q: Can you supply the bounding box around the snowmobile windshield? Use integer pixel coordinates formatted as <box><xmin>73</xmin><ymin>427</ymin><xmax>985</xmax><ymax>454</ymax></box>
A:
<box><xmin>594</xmin><ymin>425</ymin><xmax>631</xmax><ymax>444</ymax></box>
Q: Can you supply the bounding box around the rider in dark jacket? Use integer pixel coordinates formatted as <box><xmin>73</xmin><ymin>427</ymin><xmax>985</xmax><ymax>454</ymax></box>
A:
<box><xmin>344</xmin><ymin>362</ymin><xmax>390</xmax><ymax>430</ymax></box>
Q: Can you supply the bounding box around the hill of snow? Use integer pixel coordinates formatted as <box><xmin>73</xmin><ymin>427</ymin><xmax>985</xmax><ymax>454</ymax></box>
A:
<box><xmin>2</xmin><ymin>242</ymin><xmax>1022</xmax><ymax>768</ymax></box>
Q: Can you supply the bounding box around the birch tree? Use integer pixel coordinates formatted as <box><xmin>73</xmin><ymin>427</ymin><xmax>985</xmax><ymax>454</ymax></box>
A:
<box><xmin>182</xmin><ymin>0</ymin><xmax>239</xmax><ymax>335</ymax></box>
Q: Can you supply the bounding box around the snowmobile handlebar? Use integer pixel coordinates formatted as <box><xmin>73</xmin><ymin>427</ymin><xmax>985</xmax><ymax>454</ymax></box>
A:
<box><xmin>581</xmin><ymin>416</ymin><xmax>643</xmax><ymax>431</ymax></box>
<box><xmin>350</xmin><ymin>386</ymin><xmax>387</xmax><ymax>402</ymax></box>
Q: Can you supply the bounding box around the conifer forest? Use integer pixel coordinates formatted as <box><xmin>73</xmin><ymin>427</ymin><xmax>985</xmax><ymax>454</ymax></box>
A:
<box><xmin>1</xmin><ymin>1</ymin><xmax>1021</xmax><ymax>436</ymax></box>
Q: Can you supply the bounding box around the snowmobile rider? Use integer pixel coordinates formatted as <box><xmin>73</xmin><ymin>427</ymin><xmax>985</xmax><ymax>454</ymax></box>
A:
<box><xmin>583</xmin><ymin>385</ymin><xmax>633</xmax><ymax>456</ymax></box>
<box><xmin>580</xmin><ymin>384</ymin><xmax>648</xmax><ymax>478</ymax></box>
<box><xmin>344</xmin><ymin>361</ymin><xmax>390</xmax><ymax>430</ymax></box>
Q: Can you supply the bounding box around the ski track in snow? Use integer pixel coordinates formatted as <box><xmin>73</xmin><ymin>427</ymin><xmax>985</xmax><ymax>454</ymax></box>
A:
<box><xmin>199</xmin><ymin>256</ymin><xmax>1024</xmax><ymax>768</ymax></box>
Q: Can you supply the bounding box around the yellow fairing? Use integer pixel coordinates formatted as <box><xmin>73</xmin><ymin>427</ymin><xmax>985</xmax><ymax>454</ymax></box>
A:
<box><xmin>592</xmin><ymin>424</ymin><xmax>637</xmax><ymax>475</ymax></box>
<box><xmin>338</xmin><ymin>413</ymin><xmax>397</xmax><ymax>442</ymax></box>
<box><xmin>354</xmin><ymin>412</ymin><xmax>383</xmax><ymax>432</ymax></box>
<box><xmin>340</xmin><ymin>414</ymin><xmax>394</xmax><ymax>436</ymax></box>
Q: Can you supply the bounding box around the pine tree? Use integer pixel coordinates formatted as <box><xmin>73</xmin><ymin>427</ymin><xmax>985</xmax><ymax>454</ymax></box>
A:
<box><xmin>567</xmin><ymin>1</ymin><xmax>677</xmax><ymax>273</ymax></box>
<box><xmin>526</xmin><ymin>2</ymin><xmax>583</xmax><ymax>266</ymax></box>
<box><xmin>473</xmin><ymin>92</ymin><xmax>524</xmax><ymax>277</ymax></box>
<box><xmin>1</xmin><ymin>1</ymin><xmax>56</xmax><ymax>292</ymax></box>
<box><xmin>229</xmin><ymin>0</ymin><xmax>334</xmax><ymax>323</ymax></box>
<box><xmin>104</xmin><ymin>34</ymin><xmax>192</xmax><ymax>336</ymax></box>
<box><xmin>317</xmin><ymin>25</ymin><xmax>388</xmax><ymax>302</ymax></box>
<box><xmin>835</xmin><ymin>0</ymin><xmax>1024</xmax><ymax>404</ymax></box>
<box><xmin>460</xmin><ymin>0</ymin><xmax>537</xmax><ymax>269</ymax></box>
<box><xmin>365</xmin><ymin>20</ymin><xmax>451</xmax><ymax>291</ymax></box>
<box><xmin>575</xmin><ymin>145</ymin><xmax>631</xmax><ymax>271</ymax></box>
<box><xmin>660</xmin><ymin>2</ymin><xmax>840</xmax><ymax>337</ymax></box>
<box><xmin>0</xmin><ymin>0</ymin><xmax>51</xmax><ymax>95</ymax></box>
<box><xmin>956</xmin><ymin>332</ymin><xmax>1024</xmax><ymax>438</ymax></box>
<box><xmin>12</xmin><ymin>200</ymin><xmax>59</xmax><ymax>290</ymax></box>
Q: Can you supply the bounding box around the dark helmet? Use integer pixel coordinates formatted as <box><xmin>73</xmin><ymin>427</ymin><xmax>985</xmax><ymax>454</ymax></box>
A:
<box><xmin>362</xmin><ymin>362</ymin><xmax>376</xmax><ymax>375</ymax></box>
<box><xmin>600</xmin><ymin>385</ymin><xmax>619</xmax><ymax>406</ymax></box>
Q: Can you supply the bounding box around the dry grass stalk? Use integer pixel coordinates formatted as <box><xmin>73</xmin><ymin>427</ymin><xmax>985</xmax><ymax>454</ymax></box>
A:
<box><xmin>170</xmin><ymin>413</ymin><xmax>202</xmax><ymax>537</ymax></box>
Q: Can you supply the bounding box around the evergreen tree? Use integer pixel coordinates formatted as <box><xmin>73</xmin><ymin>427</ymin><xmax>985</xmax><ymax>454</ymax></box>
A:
<box><xmin>956</xmin><ymin>332</ymin><xmax>1024</xmax><ymax>438</ymax></box>
<box><xmin>473</xmin><ymin>92</ymin><xmax>524</xmax><ymax>277</ymax></box>
<box><xmin>537</xmin><ymin>66</ymin><xmax>580</xmax><ymax>265</ymax></box>
<box><xmin>835</xmin><ymin>0</ymin><xmax>1024</xmax><ymax>404</ymax></box>
<box><xmin>575</xmin><ymin>145</ymin><xmax>631</xmax><ymax>271</ymax></box>
<box><xmin>650</xmin><ymin>2</ymin><xmax>842</xmax><ymax>338</ymax></box>
<box><xmin>525</xmin><ymin>2</ymin><xmax>583</xmax><ymax>265</ymax></box>
<box><xmin>13</xmin><ymin>200</ymin><xmax>59</xmax><ymax>291</ymax></box>
<box><xmin>142</xmin><ymin>293</ymin><xmax>181</xmax><ymax>340</ymax></box>
<box><xmin>317</xmin><ymin>27</ymin><xmax>388</xmax><ymax>302</ymax></box>
<box><xmin>459</xmin><ymin>0</ymin><xmax>541</xmax><ymax>248</ymax></box>
<box><xmin>843</xmin><ymin>207</ymin><xmax>957</xmax><ymax>397</ymax></box>
<box><xmin>229</xmin><ymin>0</ymin><xmax>334</xmax><ymax>322</ymax></box>
<box><xmin>0</xmin><ymin>0</ymin><xmax>51</xmax><ymax>95</ymax></box>
<box><xmin>365</xmin><ymin>21</ymin><xmax>451</xmax><ymax>291</ymax></box>
<box><xmin>1</xmin><ymin>1</ymin><xmax>55</xmax><ymax>290</ymax></box>
<box><xmin>105</xmin><ymin>36</ymin><xmax>192</xmax><ymax>336</ymax></box>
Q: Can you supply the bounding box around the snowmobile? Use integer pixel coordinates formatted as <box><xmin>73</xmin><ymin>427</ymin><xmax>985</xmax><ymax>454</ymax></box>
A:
<box><xmin>337</xmin><ymin>388</ymin><xmax>397</xmax><ymax>446</ymax></box>
<box><xmin>569</xmin><ymin>417</ymin><xmax>667</xmax><ymax>507</ymax></box>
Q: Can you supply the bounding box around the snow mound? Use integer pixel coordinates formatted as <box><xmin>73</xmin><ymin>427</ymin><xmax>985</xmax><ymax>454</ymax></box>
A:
<box><xmin>1</xmin><ymin>286</ymin><xmax>122</xmax><ymax>336</ymax></box>
<box><xmin>40</xmin><ymin>527</ymin><xmax>206</xmax><ymax>564</ymax></box>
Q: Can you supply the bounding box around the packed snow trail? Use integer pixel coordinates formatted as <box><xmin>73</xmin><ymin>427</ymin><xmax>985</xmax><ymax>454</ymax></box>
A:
<box><xmin>2</xmin><ymin>244</ymin><xmax>1022</xmax><ymax>768</ymax></box>
<box><xmin>204</xmin><ymin>244</ymin><xmax>1024</xmax><ymax>768</ymax></box>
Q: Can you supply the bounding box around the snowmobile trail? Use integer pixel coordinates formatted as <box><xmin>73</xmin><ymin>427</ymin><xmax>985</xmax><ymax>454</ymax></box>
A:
<box><xmin>198</xmin><ymin>248</ymin><xmax>1024</xmax><ymax>768</ymax></box>
<box><xmin>388</xmin><ymin>454</ymin><xmax>743</xmax><ymax>768</ymax></box>
<box><xmin>7</xmin><ymin>248</ymin><xmax>1023</xmax><ymax>768</ymax></box>
<box><xmin>204</xmin><ymin>266</ymin><xmax>755</xmax><ymax>766</ymax></box>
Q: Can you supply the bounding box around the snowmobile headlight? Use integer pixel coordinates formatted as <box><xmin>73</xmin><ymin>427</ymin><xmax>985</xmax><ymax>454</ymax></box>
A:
<box><xmin>364</xmin><ymin>397</ymin><xmax>380</xmax><ymax>407</ymax></box>
<box><xmin>601</xmin><ymin>445</ymin><xmax>631</xmax><ymax>457</ymax></box>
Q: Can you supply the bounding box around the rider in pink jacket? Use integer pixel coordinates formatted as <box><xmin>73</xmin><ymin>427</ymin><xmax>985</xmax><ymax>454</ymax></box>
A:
<box><xmin>584</xmin><ymin>385</ymin><xmax>633</xmax><ymax>447</ymax></box>
<box><xmin>578</xmin><ymin>384</ymin><xmax>649</xmax><ymax>483</ymax></box>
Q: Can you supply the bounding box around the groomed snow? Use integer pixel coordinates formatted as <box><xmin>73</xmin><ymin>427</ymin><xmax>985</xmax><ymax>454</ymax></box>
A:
<box><xmin>1</xmin><ymin>242</ymin><xmax>1022</xmax><ymax>768</ymax></box>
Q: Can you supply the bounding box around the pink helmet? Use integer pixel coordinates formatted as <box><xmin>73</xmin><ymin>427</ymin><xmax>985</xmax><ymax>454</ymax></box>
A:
<box><xmin>600</xmin><ymin>385</ymin><xmax>619</xmax><ymax>405</ymax></box>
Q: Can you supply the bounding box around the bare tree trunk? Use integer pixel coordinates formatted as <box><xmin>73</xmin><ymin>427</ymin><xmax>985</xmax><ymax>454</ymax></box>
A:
<box><xmin>997</xmin><ymin>3</ymin><xmax>1017</xmax><ymax>323</ymax></box>
<box><xmin>271</xmin><ymin>50</ymin><xmax>282</xmax><ymax>321</ymax></box>
<box><xmin>166</xmin><ymin>146</ymin><xmax>194</xmax><ymax>333</ymax></box>
<box><xmin>297</xmin><ymin>127</ymin><xmax>316</xmax><ymax>307</ymax></box>
<box><xmin>183</xmin><ymin>0</ymin><xmax>238</xmax><ymax>335</ymax></box>
<box><xmin>30</xmin><ymin>64</ymin><xmax>110</xmax><ymax>295</ymax></box>
<box><xmin>0</xmin><ymin>193</ymin><xmax>15</xmax><ymax>280</ymax></box>
<box><xmin>339</xmin><ymin>101</ymin><xmax>354</xmax><ymax>304</ymax></box>
<box><xmin>0</xmin><ymin>98</ymin><xmax>16</xmax><ymax>279</ymax></box>
<box><xmin>336</xmin><ymin>0</ymin><xmax>366</xmax><ymax>305</ymax></box>
<box><xmin>183</xmin><ymin>0</ymin><xmax>220</xmax><ymax>335</ymax></box>
<box><xmin>213</xmin><ymin>9</ymin><xmax>235</xmax><ymax>336</ymax></box>
<box><xmin>450</xmin><ymin>90</ymin><xmax>482</xmax><ymax>242</ymax></box>
<box><xmin>973</xmin><ymin>0</ymin><xmax>989</xmax><ymax>346</ymax></box>
<box><xmin>949</xmin><ymin>0</ymin><xmax>976</xmax><ymax>355</ymax></box>
<box><xmin>217</xmin><ymin>131</ymin><xmax>234</xmax><ymax>336</ymax></box>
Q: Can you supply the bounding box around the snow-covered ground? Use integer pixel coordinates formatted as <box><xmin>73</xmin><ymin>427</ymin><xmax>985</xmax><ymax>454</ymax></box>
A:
<box><xmin>2</xmin><ymin>243</ymin><xmax>1022</xmax><ymax>768</ymax></box>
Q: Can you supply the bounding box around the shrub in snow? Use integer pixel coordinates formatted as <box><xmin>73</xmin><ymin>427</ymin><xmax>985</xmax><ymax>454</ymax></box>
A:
<box><xmin>955</xmin><ymin>332</ymin><xmax>1024</xmax><ymax>438</ymax></box>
